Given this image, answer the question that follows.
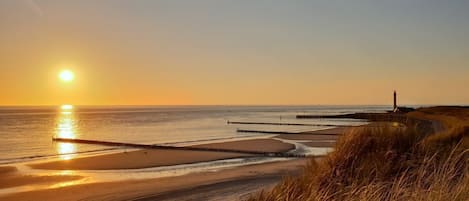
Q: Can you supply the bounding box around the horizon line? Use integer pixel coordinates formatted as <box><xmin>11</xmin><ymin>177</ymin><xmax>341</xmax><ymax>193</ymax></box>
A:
<box><xmin>0</xmin><ymin>104</ymin><xmax>464</xmax><ymax>107</ymax></box>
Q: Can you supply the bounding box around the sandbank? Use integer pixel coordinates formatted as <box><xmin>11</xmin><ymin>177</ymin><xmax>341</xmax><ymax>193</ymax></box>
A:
<box><xmin>29</xmin><ymin>138</ymin><xmax>294</xmax><ymax>170</ymax></box>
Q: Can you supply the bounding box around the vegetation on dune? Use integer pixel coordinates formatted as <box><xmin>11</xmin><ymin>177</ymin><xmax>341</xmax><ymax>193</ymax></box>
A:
<box><xmin>250</xmin><ymin>107</ymin><xmax>469</xmax><ymax>201</ymax></box>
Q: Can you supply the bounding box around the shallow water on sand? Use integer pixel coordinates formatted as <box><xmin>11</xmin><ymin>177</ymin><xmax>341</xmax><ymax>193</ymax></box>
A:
<box><xmin>0</xmin><ymin>105</ymin><xmax>388</xmax><ymax>163</ymax></box>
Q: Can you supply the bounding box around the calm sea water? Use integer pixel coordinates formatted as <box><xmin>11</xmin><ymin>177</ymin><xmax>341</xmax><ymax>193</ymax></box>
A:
<box><xmin>0</xmin><ymin>105</ymin><xmax>391</xmax><ymax>163</ymax></box>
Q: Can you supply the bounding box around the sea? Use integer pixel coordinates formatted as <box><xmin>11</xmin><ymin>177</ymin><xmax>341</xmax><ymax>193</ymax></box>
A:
<box><xmin>0</xmin><ymin>105</ymin><xmax>392</xmax><ymax>164</ymax></box>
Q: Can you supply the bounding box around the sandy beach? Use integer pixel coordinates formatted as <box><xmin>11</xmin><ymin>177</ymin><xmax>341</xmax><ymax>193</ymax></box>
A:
<box><xmin>0</xmin><ymin>127</ymin><xmax>345</xmax><ymax>201</ymax></box>
<box><xmin>1</xmin><ymin>158</ymin><xmax>310</xmax><ymax>201</ymax></box>
<box><xmin>2</xmin><ymin>1</ymin><xmax>465</xmax><ymax>199</ymax></box>
<box><xmin>29</xmin><ymin>138</ymin><xmax>294</xmax><ymax>170</ymax></box>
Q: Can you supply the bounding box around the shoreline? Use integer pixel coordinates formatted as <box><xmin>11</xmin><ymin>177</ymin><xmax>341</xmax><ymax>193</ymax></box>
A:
<box><xmin>0</xmin><ymin>127</ymin><xmax>346</xmax><ymax>200</ymax></box>
<box><xmin>1</xmin><ymin>158</ymin><xmax>312</xmax><ymax>201</ymax></box>
<box><xmin>0</xmin><ymin>135</ymin><xmax>276</xmax><ymax>166</ymax></box>
<box><xmin>28</xmin><ymin>138</ymin><xmax>295</xmax><ymax>170</ymax></box>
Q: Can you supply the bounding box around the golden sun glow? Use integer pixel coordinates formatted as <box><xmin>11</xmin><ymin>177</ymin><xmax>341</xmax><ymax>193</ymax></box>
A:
<box><xmin>57</xmin><ymin>143</ymin><xmax>76</xmax><ymax>160</ymax></box>
<box><xmin>61</xmin><ymin>104</ymin><xmax>74</xmax><ymax>110</ymax></box>
<box><xmin>59</xmin><ymin>70</ymin><xmax>74</xmax><ymax>82</ymax></box>
<box><xmin>56</xmin><ymin>104</ymin><xmax>78</xmax><ymax>160</ymax></box>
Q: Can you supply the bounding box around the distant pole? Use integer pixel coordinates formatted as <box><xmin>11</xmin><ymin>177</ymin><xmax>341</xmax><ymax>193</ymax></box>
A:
<box><xmin>393</xmin><ymin>90</ymin><xmax>397</xmax><ymax>112</ymax></box>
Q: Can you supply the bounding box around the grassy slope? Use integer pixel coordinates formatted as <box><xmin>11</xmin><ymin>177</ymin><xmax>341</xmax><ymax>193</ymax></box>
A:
<box><xmin>250</xmin><ymin>106</ymin><xmax>469</xmax><ymax>201</ymax></box>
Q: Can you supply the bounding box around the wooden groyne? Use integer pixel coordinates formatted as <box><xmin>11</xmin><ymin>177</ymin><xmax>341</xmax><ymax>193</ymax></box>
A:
<box><xmin>227</xmin><ymin>121</ymin><xmax>349</xmax><ymax>127</ymax></box>
<box><xmin>236</xmin><ymin>129</ymin><xmax>300</xmax><ymax>135</ymax></box>
<box><xmin>52</xmin><ymin>138</ymin><xmax>305</xmax><ymax>158</ymax></box>
<box><xmin>296</xmin><ymin>112</ymin><xmax>429</xmax><ymax>125</ymax></box>
<box><xmin>236</xmin><ymin>129</ymin><xmax>342</xmax><ymax>135</ymax></box>
<box><xmin>296</xmin><ymin>112</ymin><xmax>436</xmax><ymax>134</ymax></box>
<box><xmin>296</xmin><ymin>112</ymin><xmax>408</xmax><ymax>122</ymax></box>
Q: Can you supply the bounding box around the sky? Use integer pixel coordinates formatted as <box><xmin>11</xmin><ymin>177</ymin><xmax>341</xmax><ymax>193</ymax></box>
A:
<box><xmin>1</xmin><ymin>0</ymin><xmax>468</xmax><ymax>106</ymax></box>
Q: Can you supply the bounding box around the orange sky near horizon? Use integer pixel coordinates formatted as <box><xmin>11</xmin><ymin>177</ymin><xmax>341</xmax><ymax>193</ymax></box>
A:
<box><xmin>1</xmin><ymin>1</ymin><xmax>468</xmax><ymax>106</ymax></box>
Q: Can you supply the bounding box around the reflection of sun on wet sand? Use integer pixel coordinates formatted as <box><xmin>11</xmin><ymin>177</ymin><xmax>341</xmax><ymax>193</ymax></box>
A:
<box><xmin>1</xmin><ymin>159</ymin><xmax>309</xmax><ymax>201</ymax></box>
<box><xmin>0</xmin><ymin>105</ymin><xmax>348</xmax><ymax>201</ymax></box>
<box><xmin>0</xmin><ymin>166</ymin><xmax>82</xmax><ymax>189</ymax></box>
<box><xmin>29</xmin><ymin>138</ymin><xmax>295</xmax><ymax>170</ymax></box>
<box><xmin>0</xmin><ymin>127</ymin><xmax>344</xmax><ymax>201</ymax></box>
<box><xmin>0</xmin><ymin>105</ymin><xmax>343</xmax><ymax>201</ymax></box>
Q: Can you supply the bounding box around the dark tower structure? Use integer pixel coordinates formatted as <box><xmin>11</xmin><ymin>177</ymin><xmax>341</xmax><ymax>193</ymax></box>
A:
<box><xmin>393</xmin><ymin>90</ymin><xmax>397</xmax><ymax>112</ymax></box>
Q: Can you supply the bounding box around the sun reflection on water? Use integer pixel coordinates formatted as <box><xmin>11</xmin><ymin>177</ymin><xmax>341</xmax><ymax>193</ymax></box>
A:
<box><xmin>55</xmin><ymin>105</ymin><xmax>78</xmax><ymax>160</ymax></box>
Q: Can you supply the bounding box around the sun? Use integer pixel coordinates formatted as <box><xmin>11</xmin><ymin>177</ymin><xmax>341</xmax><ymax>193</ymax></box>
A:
<box><xmin>59</xmin><ymin>70</ymin><xmax>74</xmax><ymax>82</ymax></box>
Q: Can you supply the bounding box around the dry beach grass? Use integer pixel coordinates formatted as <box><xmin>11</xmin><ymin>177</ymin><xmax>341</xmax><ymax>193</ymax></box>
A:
<box><xmin>250</xmin><ymin>107</ymin><xmax>469</xmax><ymax>201</ymax></box>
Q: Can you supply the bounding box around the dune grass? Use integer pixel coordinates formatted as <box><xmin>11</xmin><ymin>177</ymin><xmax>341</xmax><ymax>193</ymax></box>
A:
<box><xmin>249</xmin><ymin>107</ymin><xmax>469</xmax><ymax>201</ymax></box>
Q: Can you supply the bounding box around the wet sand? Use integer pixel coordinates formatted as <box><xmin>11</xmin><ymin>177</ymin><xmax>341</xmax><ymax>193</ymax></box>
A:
<box><xmin>276</xmin><ymin>127</ymin><xmax>347</xmax><ymax>141</ymax></box>
<box><xmin>29</xmin><ymin>138</ymin><xmax>294</xmax><ymax>170</ymax></box>
<box><xmin>0</xmin><ymin>174</ymin><xmax>82</xmax><ymax>189</ymax></box>
<box><xmin>0</xmin><ymin>165</ymin><xmax>82</xmax><ymax>189</ymax></box>
<box><xmin>1</xmin><ymin>127</ymin><xmax>345</xmax><ymax>201</ymax></box>
<box><xmin>301</xmin><ymin>140</ymin><xmax>336</xmax><ymax>147</ymax></box>
<box><xmin>1</xmin><ymin>159</ymin><xmax>309</xmax><ymax>201</ymax></box>
<box><xmin>0</xmin><ymin>166</ymin><xmax>16</xmax><ymax>175</ymax></box>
